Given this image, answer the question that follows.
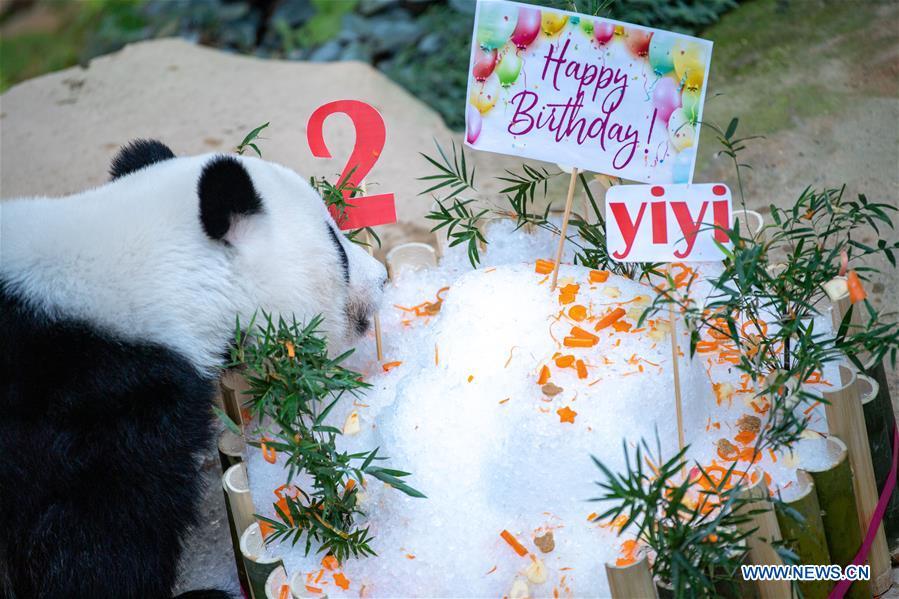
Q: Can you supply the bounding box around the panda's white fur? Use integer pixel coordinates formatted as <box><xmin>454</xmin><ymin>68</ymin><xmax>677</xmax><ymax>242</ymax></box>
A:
<box><xmin>1</xmin><ymin>152</ymin><xmax>386</xmax><ymax>374</ymax></box>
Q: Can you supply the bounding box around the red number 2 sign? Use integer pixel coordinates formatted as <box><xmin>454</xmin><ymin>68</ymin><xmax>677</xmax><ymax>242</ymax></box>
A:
<box><xmin>306</xmin><ymin>100</ymin><xmax>397</xmax><ymax>230</ymax></box>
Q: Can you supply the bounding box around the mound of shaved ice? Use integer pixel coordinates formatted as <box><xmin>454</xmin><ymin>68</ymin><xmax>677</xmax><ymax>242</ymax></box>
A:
<box><xmin>244</xmin><ymin>220</ymin><xmax>839</xmax><ymax>597</ymax></box>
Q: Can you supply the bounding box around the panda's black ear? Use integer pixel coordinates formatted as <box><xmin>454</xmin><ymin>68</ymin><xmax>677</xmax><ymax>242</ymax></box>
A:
<box><xmin>109</xmin><ymin>139</ymin><xmax>175</xmax><ymax>180</ymax></box>
<box><xmin>198</xmin><ymin>156</ymin><xmax>263</xmax><ymax>242</ymax></box>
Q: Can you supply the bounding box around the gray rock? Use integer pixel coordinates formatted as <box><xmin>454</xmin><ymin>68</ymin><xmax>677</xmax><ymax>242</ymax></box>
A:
<box><xmin>340</xmin><ymin>40</ymin><xmax>373</xmax><ymax>63</ymax></box>
<box><xmin>367</xmin><ymin>11</ymin><xmax>424</xmax><ymax>54</ymax></box>
<box><xmin>358</xmin><ymin>0</ymin><xmax>400</xmax><ymax>17</ymax></box>
<box><xmin>308</xmin><ymin>39</ymin><xmax>343</xmax><ymax>62</ymax></box>
<box><xmin>338</xmin><ymin>13</ymin><xmax>368</xmax><ymax>43</ymax></box>
<box><xmin>269</xmin><ymin>0</ymin><xmax>314</xmax><ymax>27</ymax></box>
<box><xmin>417</xmin><ymin>32</ymin><xmax>442</xmax><ymax>55</ymax></box>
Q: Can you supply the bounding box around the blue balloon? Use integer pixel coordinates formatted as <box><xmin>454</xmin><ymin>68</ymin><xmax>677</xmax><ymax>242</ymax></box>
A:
<box><xmin>649</xmin><ymin>34</ymin><xmax>675</xmax><ymax>75</ymax></box>
<box><xmin>672</xmin><ymin>148</ymin><xmax>695</xmax><ymax>184</ymax></box>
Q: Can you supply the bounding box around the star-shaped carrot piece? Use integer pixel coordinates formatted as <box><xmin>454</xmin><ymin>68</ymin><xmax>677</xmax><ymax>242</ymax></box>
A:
<box><xmin>333</xmin><ymin>572</ymin><xmax>351</xmax><ymax>590</ymax></box>
<box><xmin>557</xmin><ymin>406</ymin><xmax>577</xmax><ymax>424</ymax></box>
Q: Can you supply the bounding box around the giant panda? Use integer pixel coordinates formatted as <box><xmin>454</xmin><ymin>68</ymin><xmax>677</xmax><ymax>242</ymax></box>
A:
<box><xmin>0</xmin><ymin>140</ymin><xmax>387</xmax><ymax>598</ymax></box>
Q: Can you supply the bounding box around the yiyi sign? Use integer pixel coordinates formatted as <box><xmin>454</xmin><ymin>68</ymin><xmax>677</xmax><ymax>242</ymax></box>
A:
<box><xmin>465</xmin><ymin>0</ymin><xmax>712</xmax><ymax>184</ymax></box>
<box><xmin>605</xmin><ymin>184</ymin><xmax>732</xmax><ymax>262</ymax></box>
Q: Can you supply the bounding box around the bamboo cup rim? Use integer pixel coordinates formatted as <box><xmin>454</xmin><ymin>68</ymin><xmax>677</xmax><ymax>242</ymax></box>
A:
<box><xmin>731</xmin><ymin>208</ymin><xmax>765</xmax><ymax>236</ymax></box>
<box><xmin>798</xmin><ymin>436</ymin><xmax>848</xmax><ymax>474</ymax></box>
<box><xmin>856</xmin><ymin>373</ymin><xmax>879</xmax><ymax>405</ymax></box>
<box><xmin>385</xmin><ymin>242</ymin><xmax>438</xmax><ymax>280</ymax></box>
<box><xmin>821</xmin><ymin>363</ymin><xmax>858</xmax><ymax>395</ymax></box>
<box><xmin>265</xmin><ymin>565</ymin><xmax>288</xmax><ymax>599</ymax></box>
<box><xmin>223</xmin><ymin>462</ymin><xmax>249</xmax><ymax>493</ymax></box>
<box><xmin>240</xmin><ymin>522</ymin><xmax>281</xmax><ymax>564</ymax></box>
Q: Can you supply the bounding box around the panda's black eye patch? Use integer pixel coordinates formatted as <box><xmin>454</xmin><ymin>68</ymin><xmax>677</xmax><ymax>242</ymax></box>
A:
<box><xmin>328</xmin><ymin>226</ymin><xmax>350</xmax><ymax>284</ymax></box>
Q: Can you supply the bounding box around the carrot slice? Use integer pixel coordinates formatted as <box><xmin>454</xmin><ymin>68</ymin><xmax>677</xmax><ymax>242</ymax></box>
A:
<box><xmin>589</xmin><ymin>270</ymin><xmax>609</xmax><ymax>283</ymax></box>
<box><xmin>568</xmin><ymin>304</ymin><xmax>587</xmax><ymax>321</ymax></box>
<box><xmin>611</xmin><ymin>320</ymin><xmax>632</xmax><ymax>333</ymax></box>
<box><xmin>382</xmin><ymin>361</ymin><xmax>402</xmax><ymax>372</ymax></box>
<box><xmin>576</xmin><ymin>359</ymin><xmax>588</xmax><ymax>379</ymax></box>
<box><xmin>563</xmin><ymin>336</ymin><xmax>597</xmax><ymax>348</ymax></box>
<box><xmin>570</xmin><ymin>326</ymin><xmax>598</xmax><ymax>342</ymax></box>
<box><xmin>500</xmin><ymin>529</ymin><xmax>529</xmax><ymax>557</ymax></box>
<box><xmin>535</xmin><ymin>259</ymin><xmax>555</xmax><ymax>274</ymax></box>
<box><xmin>537</xmin><ymin>365</ymin><xmax>551</xmax><ymax>385</ymax></box>
<box><xmin>555</xmin><ymin>354</ymin><xmax>575</xmax><ymax>368</ymax></box>
<box><xmin>734</xmin><ymin>430</ymin><xmax>757</xmax><ymax>445</ymax></box>
<box><xmin>321</xmin><ymin>555</ymin><xmax>338</xmax><ymax>571</ymax></box>
<box><xmin>279</xmin><ymin>585</ymin><xmax>290</xmax><ymax>599</ymax></box>
<box><xmin>696</xmin><ymin>340</ymin><xmax>718</xmax><ymax>353</ymax></box>
<box><xmin>594</xmin><ymin>307</ymin><xmax>626</xmax><ymax>331</ymax></box>
<box><xmin>847</xmin><ymin>270</ymin><xmax>866</xmax><ymax>303</ymax></box>
<box><xmin>333</xmin><ymin>573</ymin><xmax>351</xmax><ymax>590</ymax></box>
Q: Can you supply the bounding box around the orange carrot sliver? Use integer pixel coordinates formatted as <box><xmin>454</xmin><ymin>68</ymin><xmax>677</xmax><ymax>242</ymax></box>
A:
<box><xmin>321</xmin><ymin>555</ymin><xmax>338</xmax><ymax>571</ymax></box>
<box><xmin>569</xmin><ymin>304</ymin><xmax>587</xmax><ymax>321</ymax></box>
<box><xmin>847</xmin><ymin>270</ymin><xmax>867</xmax><ymax>303</ymax></box>
<box><xmin>382</xmin><ymin>361</ymin><xmax>402</xmax><ymax>372</ymax></box>
<box><xmin>537</xmin><ymin>365</ymin><xmax>551</xmax><ymax>385</ymax></box>
<box><xmin>333</xmin><ymin>572</ymin><xmax>351</xmax><ymax>590</ymax></box>
<box><xmin>563</xmin><ymin>336</ymin><xmax>597</xmax><ymax>348</ymax></box>
<box><xmin>576</xmin><ymin>359</ymin><xmax>588</xmax><ymax>379</ymax></box>
<box><xmin>500</xmin><ymin>529</ymin><xmax>529</xmax><ymax>557</ymax></box>
<box><xmin>595</xmin><ymin>307</ymin><xmax>626</xmax><ymax>331</ymax></box>
<box><xmin>570</xmin><ymin>326</ymin><xmax>598</xmax><ymax>342</ymax></box>
<box><xmin>279</xmin><ymin>585</ymin><xmax>290</xmax><ymax>599</ymax></box>
<box><xmin>535</xmin><ymin>259</ymin><xmax>555</xmax><ymax>275</ymax></box>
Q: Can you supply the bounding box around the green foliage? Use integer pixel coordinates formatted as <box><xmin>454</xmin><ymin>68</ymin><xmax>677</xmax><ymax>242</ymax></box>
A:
<box><xmin>540</xmin><ymin>0</ymin><xmax>738</xmax><ymax>32</ymax></box>
<box><xmin>236</xmin><ymin>122</ymin><xmax>270</xmax><ymax>157</ymax></box>
<box><xmin>309</xmin><ymin>169</ymin><xmax>381</xmax><ymax>248</ymax></box>
<box><xmin>230</xmin><ymin>312</ymin><xmax>422</xmax><ymax>562</ymax></box>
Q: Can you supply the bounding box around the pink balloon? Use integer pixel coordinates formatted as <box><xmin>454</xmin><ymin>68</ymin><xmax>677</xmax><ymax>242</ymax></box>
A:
<box><xmin>652</xmin><ymin>77</ymin><xmax>681</xmax><ymax>124</ymax></box>
<box><xmin>472</xmin><ymin>48</ymin><xmax>498</xmax><ymax>82</ymax></box>
<box><xmin>510</xmin><ymin>6</ymin><xmax>541</xmax><ymax>50</ymax></box>
<box><xmin>466</xmin><ymin>104</ymin><xmax>482</xmax><ymax>144</ymax></box>
<box><xmin>626</xmin><ymin>29</ymin><xmax>652</xmax><ymax>57</ymax></box>
<box><xmin>594</xmin><ymin>21</ymin><xmax>614</xmax><ymax>45</ymax></box>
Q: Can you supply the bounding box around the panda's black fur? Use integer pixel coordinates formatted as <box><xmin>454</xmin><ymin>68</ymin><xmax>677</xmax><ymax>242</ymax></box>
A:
<box><xmin>109</xmin><ymin>138</ymin><xmax>177</xmax><ymax>180</ymax></box>
<box><xmin>0</xmin><ymin>141</ymin><xmax>233</xmax><ymax>599</ymax></box>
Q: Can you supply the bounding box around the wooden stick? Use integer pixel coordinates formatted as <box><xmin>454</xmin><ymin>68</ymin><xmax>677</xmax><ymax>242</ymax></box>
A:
<box><xmin>550</xmin><ymin>168</ymin><xmax>579</xmax><ymax>291</ymax></box>
<box><xmin>822</xmin><ymin>365</ymin><xmax>892</xmax><ymax>594</ymax></box>
<box><xmin>605</xmin><ymin>555</ymin><xmax>657</xmax><ymax>599</ymax></box>
<box><xmin>358</xmin><ymin>181</ymin><xmax>384</xmax><ymax>362</ymax></box>
<box><xmin>668</xmin><ymin>304</ymin><xmax>685</xmax><ymax>451</ymax></box>
<box><xmin>735</xmin><ymin>473</ymin><xmax>791</xmax><ymax>598</ymax></box>
<box><xmin>803</xmin><ymin>436</ymin><xmax>871</xmax><ymax>599</ymax></box>
<box><xmin>774</xmin><ymin>470</ymin><xmax>832</xmax><ymax>599</ymax></box>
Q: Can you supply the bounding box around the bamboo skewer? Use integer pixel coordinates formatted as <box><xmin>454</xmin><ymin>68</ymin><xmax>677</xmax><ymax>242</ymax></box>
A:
<box><xmin>605</xmin><ymin>555</ymin><xmax>657</xmax><ymax>599</ymax></box>
<box><xmin>668</xmin><ymin>304</ymin><xmax>685</xmax><ymax>452</ymax></box>
<box><xmin>822</xmin><ymin>365</ymin><xmax>891</xmax><ymax>593</ymax></box>
<box><xmin>550</xmin><ymin>168</ymin><xmax>579</xmax><ymax>291</ymax></box>
<box><xmin>358</xmin><ymin>181</ymin><xmax>384</xmax><ymax>362</ymax></box>
<box><xmin>735</xmin><ymin>474</ymin><xmax>791</xmax><ymax>598</ymax></box>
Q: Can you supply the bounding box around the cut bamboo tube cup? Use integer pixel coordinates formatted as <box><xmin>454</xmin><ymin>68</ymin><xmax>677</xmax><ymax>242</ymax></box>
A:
<box><xmin>549</xmin><ymin>168</ymin><xmax>579</xmax><ymax>291</ymax></box>
<box><xmin>859</xmin><ymin>371</ymin><xmax>899</xmax><ymax>558</ymax></box>
<box><xmin>735</xmin><ymin>473</ymin><xmax>791</xmax><ymax>598</ymax></box>
<box><xmin>822</xmin><ymin>365</ymin><xmax>892</xmax><ymax>593</ymax></box>
<box><xmin>830</xmin><ymin>281</ymin><xmax>899</xmax><ymax>558</ymax></box>
<box><xmin>774</xmin><ymin>470</ymin><xmax>832</xmax><ymax>599</ymax></box>
<box><xmin>605</xmin><ymin>554</ymin><xmax>657</xmax><ymax>599</ymax></box>
<box><xmin>218</xmin><ymin>428</ymin><xmax>246</xmax><ymax>472</ymax></box>
<box><xmin>241</xmin><ymin>522</ymin><xmax>284</xmax><ymax>599</ymax></box>
<box><xmin>731</xmin><ymin>208</ymin><xmax>765</xmax><ymax>242</ymax></box>
<box><xmin>385</xmin><ymin>242</ymin><xmax>438</xmax><ymax>280</ymax></box>
<box><xmin>220</xmin><ymin>369</ymin><xmax>249</xmax><ymax>428</ymax></box>
<box><xmin>264</xmin><ymin>565</ymin><xmax>288</xmax><ymax>599</ymax></box>
<box><xmin>803</xmin><ymin>436</ymin><xmax>871</xmax><ymax>599</ymax></box>
<box><xmin>223</xmin><ymin>462</ymin><xmax>256</xmax><ymax>538</ymax></box>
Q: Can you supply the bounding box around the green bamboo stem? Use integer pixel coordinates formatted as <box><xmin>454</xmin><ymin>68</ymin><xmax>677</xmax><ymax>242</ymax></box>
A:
<box><xmin>859</xmin><ymin>368</ymin><xmax>899</xmax><ymax>557</ymax></box>
<box><xmin>605</xmin><ymin>555</ymin><xmax>657</xmax><ymax>599</ymax></box>
<box><xmin>775</xmin><ymin>470</ymin><xmax>832</xmax><ymax>599</ymax></box>
<box><xmin>804</xmin><ymin>436</ymin><xmax>871</xmax><ymax>599</ymax></box>
<box><xmin>735</xmin><ymin>473</ymin><xmax>791</xmax><ymax>599</ymax></box>
<box><xmin>241</xmin><ymin>522</ymin><xmax>284</xmax><ymax>599</ymax></box>
<box><xmin>822</xmin><ymin>366</ymin><xmax>891</xmax><ymax>593</ymax></box>
<box><xmin>222</xmin><ymin>462</ymin><xmax>254</xmax><ymax>597</ymax></box>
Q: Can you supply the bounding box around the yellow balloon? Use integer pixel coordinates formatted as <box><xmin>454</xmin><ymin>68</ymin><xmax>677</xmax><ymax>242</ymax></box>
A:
<box><xmin>470</xmin><ymin>76</ymin><xmax>500</xmax><ymax>114</ymax></box>
<box><xmin>541</xmin><ymin>13</ymin><xmax>568</xmax><ymax>36</ymax></box>
<box><xmin>673</xmin><ymin>40</ymin><xmax>707</xmax><ymax>91</ymax></box>
<box><xmin>668</xmin><ymin>108</ymin><xmax>695</xmax><ymax>152</ymax></box>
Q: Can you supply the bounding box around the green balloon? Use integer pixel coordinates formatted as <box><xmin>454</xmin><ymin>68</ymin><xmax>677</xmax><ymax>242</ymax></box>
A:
<box><xmin>580</xmin><ymin>18</ymin><xmax>594</xmax><ymax>36</ymax></box>
<box><xmin>496</xmin><ymin>50</ymin><xmax>522</xmax><ymax>87</ymax></box>
<box><xmin>649</xmin><ymin>34</ymin><xmax>675</xmax><ymax>75</ymax></box>
<box><xmin>682</xmin><ymin>88</ymin><xmax>701</xmax><ymax>123</ymax></box>
<box><xmin>477</xmin><ymin>3</ymin><xmax>518</xmax><ymax>51</ymax></box>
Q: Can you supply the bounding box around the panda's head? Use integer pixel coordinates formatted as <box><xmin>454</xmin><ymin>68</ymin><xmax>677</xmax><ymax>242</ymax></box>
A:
<box><xmin>112</xmin><ymin>140</ymin><xmax>387</xmax><ymax>360</ymax></box>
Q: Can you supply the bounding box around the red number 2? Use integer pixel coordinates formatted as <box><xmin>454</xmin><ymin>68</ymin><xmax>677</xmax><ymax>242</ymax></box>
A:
<box><xmin>306</xmin><ymin>100</ymin><xmax>397</xmax><ymax>230</ymax></box>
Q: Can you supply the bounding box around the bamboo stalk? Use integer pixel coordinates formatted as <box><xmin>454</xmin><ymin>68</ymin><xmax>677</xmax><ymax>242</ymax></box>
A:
<box><xmin>358</xmin><ymin>181</ymin><xmax>384</xmax><ymax>362</ymax></box>
<box><xmin>263</xmin><ymin>565</ymin><xmax>288</xmax><ymax>599</ymax></box>
<box><xmin>550</xmin><ymin>168</ymin><xmax>579</xmax><ymax>291</ymax></box>
<box><xmin>220</xmin><ymin>369</ymin><xmax>248</xmax><ymax>428</ymax></box>
<box><xmin>774</xmin><ymin>470</ymin><xmax>832</xmax><ymax>598</ymax></box>
<box><xmin>218</xmin><ymin>428</ymin><xmax>246</xmax><ymax>472</ymax></box>
<box><xmin>605</xmin><ymin>554</ymin><xmax>657</xmax><ymax>599</ymax></box>
<box><xmin>735</xmin><ymin>473</ymin><xmax>791</xmax><ymax>598</ymax></box>
<box><xmin>222</xmin><ymin>462</ymin><xmax>253</xmax><ymax>597</ymax></box>
<box><xmin>385</xmin><ymin>242</ymin><xmax>438</xmax><ymax>280</ymax></box>
<box><xmin>240</xmin><ymin>522</ymin><xmax>284</xmax><ymax>599</ymax></box>
<box><xmin>822</xmin><ymin>365</ymin><xmax>891</xmax><ymax>593</ymax></box>
<box><xmin>804</xmin><ymin>436</ymin><xmax>871</xmax><ymax>599</ymax></box>
<box><xmin>668</xmin><ymin>304</ymin><xmax>684</xmax><ymax>452</ymax></box>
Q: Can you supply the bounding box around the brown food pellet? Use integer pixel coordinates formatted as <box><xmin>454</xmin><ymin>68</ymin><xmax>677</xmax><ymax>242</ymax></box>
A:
<box><xmin>534</xmin><ymin>531</ymin><xmax>555</xmax><ymax>553</ymax></box>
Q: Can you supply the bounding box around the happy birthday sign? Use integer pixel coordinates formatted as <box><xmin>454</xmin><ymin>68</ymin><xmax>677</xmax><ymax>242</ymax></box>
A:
<box><xmin>465</xmin><ymin>0</ymin><xmax>713</xmax><ymax>184</ymax></box>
